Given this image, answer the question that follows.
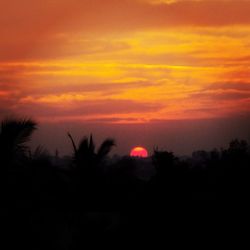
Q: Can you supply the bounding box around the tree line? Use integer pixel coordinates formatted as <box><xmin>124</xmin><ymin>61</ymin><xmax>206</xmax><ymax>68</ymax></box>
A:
<box><xmin>1</xmin><ymin>117</ymin><xmax>250</xmax><ymax>248</ymax></box>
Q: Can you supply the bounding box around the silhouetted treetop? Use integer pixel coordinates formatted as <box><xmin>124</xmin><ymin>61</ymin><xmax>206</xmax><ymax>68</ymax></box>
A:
<box><xmin>67</xmin><ymin>132</ymin><xmax>115</xmax><ymax>176</ymax></box>
<box><xmin>152</xmin><ymin>150</ymin><xmax>177</xmax><ymax>174</ymax></box>
<box><xmin>0</xmin><ymin>118</ymin><xmax>37</xmax><ymax>166</ymax></box>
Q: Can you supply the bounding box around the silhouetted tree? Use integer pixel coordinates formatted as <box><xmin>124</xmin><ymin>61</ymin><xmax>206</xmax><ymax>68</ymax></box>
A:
<box><xmin>0</xmin><ymin>118</ymin><xmax>37</xmax><ymax>168</ymax></box>
<box><xmin>67</xmin><ymin>133</ymin><xmax>115</xmax><ymax>176</ymax></box>
<box><xmin>152</xmin><ymin>149</ymin><xmax>177</xmax><ymax>174</ymax></box>
<box><xmin>228</xmin><ymin>139</ymin><xmax>249</xmax><ymax>157</ymax></box>
<box><xmin>149</xmin><ymin>150</ymin><xmax>180</xmax><ymax>206</ymax></box>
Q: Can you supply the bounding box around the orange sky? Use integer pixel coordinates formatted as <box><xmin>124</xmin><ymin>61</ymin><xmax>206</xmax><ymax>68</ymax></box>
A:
<box><xmin>1</xmin><ymin>0</ymin><xmax>250</xmax><ymax>124</ymax></box>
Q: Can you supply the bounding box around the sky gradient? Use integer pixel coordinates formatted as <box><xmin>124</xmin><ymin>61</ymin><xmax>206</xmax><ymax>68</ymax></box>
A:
<box><xmin>1</xmin><ymin>0</ymin><xmax>250</xmax><ymax>154</ymax></box>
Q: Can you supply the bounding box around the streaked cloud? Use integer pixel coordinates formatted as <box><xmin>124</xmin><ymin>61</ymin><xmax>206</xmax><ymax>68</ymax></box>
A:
<box><xmin>0</xmin><ymin>0</ymin><xmax>250</xmax><ymax>123</ymax></box>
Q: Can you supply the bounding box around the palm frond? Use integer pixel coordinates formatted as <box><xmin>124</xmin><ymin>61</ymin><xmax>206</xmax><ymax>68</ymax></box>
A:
<box><xmin>97</xmin><ymin>138</ymin><xmax>115</xmax><ymax>160</ymax></box>
<box><xmin>78</xmin><ymin>137</ymin><xmax>90</xmax><ymax>155</ymax></box>
<box><xmin>0</xmin><ymin>118</ymin><xmax>37</xmax><ymax>154</ymax></box>
<box><xmin>67</xmin><ymin>132</ymin><xmax>77</xmax><ymax>156</ymax></box>
<box><xmin>32</xmin><ymin>145</ymin><xmax>49</xmax><ymax>160</ymax></box>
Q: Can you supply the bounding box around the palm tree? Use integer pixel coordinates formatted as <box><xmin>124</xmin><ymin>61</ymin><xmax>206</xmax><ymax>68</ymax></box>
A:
<box><xmin>67</xmin><ymin>132</ymin><xmax>115</xmax><ymax>176</ymax></box>
<box><xmin>0</xmin><ymin>118</ymin><xmax>37</xmax><ymax>168</ymax></box>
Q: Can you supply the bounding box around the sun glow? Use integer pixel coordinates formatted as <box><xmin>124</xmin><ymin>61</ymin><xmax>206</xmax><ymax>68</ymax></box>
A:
<box><xmin>130</xmin><ymin>147</ymin><xmax>149</xmax><ymax>158</ymax></box>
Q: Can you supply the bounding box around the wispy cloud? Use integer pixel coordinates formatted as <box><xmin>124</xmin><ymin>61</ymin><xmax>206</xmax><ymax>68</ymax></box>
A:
<box><xmin>0</xmin><ymin>0</ymin><xmax>250</xmax><ymax>122</ymax></box>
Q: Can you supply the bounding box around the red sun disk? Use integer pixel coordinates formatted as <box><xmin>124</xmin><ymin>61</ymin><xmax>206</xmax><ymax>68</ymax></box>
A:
<box><xmin>130</xmin><ymin>146</ymin><xmax>148</xmax><ymax>158</ymax></box>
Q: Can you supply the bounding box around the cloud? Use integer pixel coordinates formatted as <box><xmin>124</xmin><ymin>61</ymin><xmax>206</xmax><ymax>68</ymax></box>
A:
<box><xmin>1</xmin><ymin>0</ymin><xmax>250</xmax><ymax>61</ymax></box>
<box><xmin>33</xmin><ymin>80</ymin><xmax>154</xmax><ymax>96</ymax></box>
<box><xmin>191</xmin><ymin>90</ymin><xmax>250</xmax><ymax>101</ymax></box>
<box><xmin>1</xmin><ymin>0</ymin><xmax>250</xmax><ymax>123</ymax></box>
<box><xmin>1</xmin><ymin>98</ymin><xmax>162</xmax><ymax>122</ymax></box>
<box><xmin>205</xmin><ymin>82</ymin><xmax>250</xmax><ymax>92</ymax></box>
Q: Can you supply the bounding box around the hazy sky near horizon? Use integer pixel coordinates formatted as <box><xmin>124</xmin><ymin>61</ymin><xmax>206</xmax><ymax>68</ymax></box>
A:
<box><xmin>1</xmin><ymin>0</ymin><xmax>250</xmax><ymax>154</ymax></box>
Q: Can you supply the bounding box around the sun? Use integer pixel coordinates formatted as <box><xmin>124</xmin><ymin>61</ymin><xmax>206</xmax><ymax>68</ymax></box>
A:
<box><xmin>130</xmin><ymin>146</ymin><xmax>148</xmax><ymax>158</ymax></box>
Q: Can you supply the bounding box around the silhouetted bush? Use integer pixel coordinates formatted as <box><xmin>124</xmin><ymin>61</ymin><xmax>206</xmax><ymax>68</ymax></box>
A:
<box><xmin>1</xmin><ymin>117</ymin><xmax>250</xmax><ymax>248</ymax></box>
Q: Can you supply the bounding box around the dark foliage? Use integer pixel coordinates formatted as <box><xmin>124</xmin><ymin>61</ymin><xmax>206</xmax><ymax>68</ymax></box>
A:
<box><xmin>0</xmin><ymin>118</ymin><xmax>37</xmax><ymax>168</ymax></box>
<box><xmin>1</xmin><ymin>117</ymin><xmax>250</xmax><ymax>248</ymax></box>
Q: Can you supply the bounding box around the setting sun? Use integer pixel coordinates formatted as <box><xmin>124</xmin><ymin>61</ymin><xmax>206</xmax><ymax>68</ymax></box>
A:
<box><xmin>130</xmin><ymin>146</ymin><xmax>149</xmax><ymax>158</ymax></box>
